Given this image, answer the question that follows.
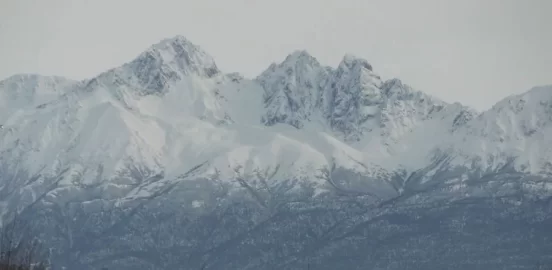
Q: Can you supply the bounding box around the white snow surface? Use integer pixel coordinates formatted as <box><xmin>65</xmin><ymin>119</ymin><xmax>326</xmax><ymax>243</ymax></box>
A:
<box><xmin>1</xmin><ymin>35</ymin><xmax>551</xmax><ymax>205</ymax></box>
<box><xmin>448</xmin><ymin>85</ymin><xmax>552</xmax><ymax>175</ymax></box>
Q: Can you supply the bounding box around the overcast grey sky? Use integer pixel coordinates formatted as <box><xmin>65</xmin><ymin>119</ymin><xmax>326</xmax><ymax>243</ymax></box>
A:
<box><xmin>0</xmin><ymin>0</ymin><xmax>550</xmax><ymax>110</ymax></box>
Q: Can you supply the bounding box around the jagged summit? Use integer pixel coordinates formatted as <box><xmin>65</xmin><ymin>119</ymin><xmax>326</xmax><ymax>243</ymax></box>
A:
<box><xmin>380</xmin><ymin>78</ymin><xmax>421</xmax><ymax>99</ymax></box>
<box><xmin>259</xmin><ymin>50</ymin><xmax>322</xmax><ymax>78</ymax></box>
<box><xmin>338</xmin><ymin>54</ymin><xmax>373</xmax><ymax>71</ymax></box>
<box><xmin>381</xmin><ymin>78</ymin><xmax>403</xmax><ymax>90</ymax></box>
<box><xmin>253</xmin><ymin>46</ymin><xmax>459</xmax><ymax>141</ymax></box>
<box><xmin>152</xmin><ymin>35</ymin><xmax>194</xmax><ymax>48</ymax></box>
<box><xmin>133</xmin><ymin>35</ymin><xmax>220</xmax><ymax>78</ymax></box>
<box><xmin>281</xmin><ymin>50</ymin><xmax>321</xmax><ymax>67</ymax></box>
<box><xmin>86</xmin><ymin>35</ymin><xmax>222</xmax><ymax>96</ymax></box>
<box><xmin>256</xmin><ymin>50</ymin><xmax>327</xmax><ymax>128</ymax></box>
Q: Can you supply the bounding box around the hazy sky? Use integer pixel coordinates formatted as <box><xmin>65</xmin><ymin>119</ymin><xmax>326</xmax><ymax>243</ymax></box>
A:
<box><xmin>0</xmin><ymin>0</ymin><xmax>550</xmax><ymax>110</ymax></box>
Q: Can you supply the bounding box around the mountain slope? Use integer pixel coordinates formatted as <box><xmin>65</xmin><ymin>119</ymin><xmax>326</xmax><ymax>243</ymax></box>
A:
<box><xmin>0</xmin><ymin>36</ymin><xmax>452</xmax><ymax>205</ymax></box>
<box><xmin>448</xmin><ymin>85</ymin><xmax>552</xmax><ymax>175</ymax></box>
<box><xmin>0</xmin><ymin>35</ymin><xmax>551</xmax><ymax>269</ymax></box>
<box><xmin>2</xmin><ymin>35</ymin><xmax>550</xmax><ymax>210</ymax></box>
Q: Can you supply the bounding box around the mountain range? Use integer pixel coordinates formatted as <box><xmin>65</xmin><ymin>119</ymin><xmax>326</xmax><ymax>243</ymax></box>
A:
<box><xmin>0</xmin><ymin>36</ymin><xmax>551</xmax><ymax>270</ymax></box>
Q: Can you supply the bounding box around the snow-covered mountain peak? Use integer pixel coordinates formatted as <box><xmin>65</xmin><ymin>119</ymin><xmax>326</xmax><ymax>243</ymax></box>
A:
<box><xmin>259</xmin><ymin>50</ymin><xmax>324</xmax><ymax>79</ymax></box>
<box><xmin>435</xmin><ymin>85</ymin><xmax>552</xmax><ymax>175</ymax></box>
<box><xmin>257</xmin><ymin>50</ymin><xmax>329</xmax><ymax>128</ymax></box>
<box><xmin>255</xmin><ymin>50</ymin><xmax>451</xmax><ymax>143</ymax></box>
<box><xmin>338</xmin><ymin>54</ymin><xmax>373</xmax><ymax>72</ymax></box>
<box><xmin>89</xmin><ymin>36</ymin><xmax>221</xmax><ymax>96</ymax></box>
<box><xmin>381</xmin><ymin>78</ymin><xmax>409</xmax><ymax>97</ymax></box>
<box><xmin>281</xmin><ymin>50</ymin><xmax>321</xmax><ymax>68</ymax></box>
<box><xmin>322</xmin><ymin>55</ymin><xmax>384</xmax><ymax>140</ymax></box>
<box><xmin>460</xmin><ymin>85</ymin><xmax>552</xmax><ymax>140</ymax></box>
<box><xmin>491</xmin><ymin>85</ymin><xmax>552</xmax><ymax>112</ymax></box>
<box><xmin>138</xmin><ymin>35</ymin><xmax>219</xmax><ymax>77</ymax></box>
<box><xmin>525</xmin><ymin>84</ymin><xmax>552</xmax><ymax>97</ymax></box>
<box><xmin>380</xmin><ymin>79</ymin><xmax>444</xmax><ymax>106</ymax></box>
<box><xmin>332</xmin><ymin>54</ymin><xmax>380</xmax><ymax>88</ymax></box>
<box><xmin>147</xmin><ymin>35</ymin><xmax>218</xmax><ymax>74</ymax></box>
<box><xmin>153</xmin><ymin>35</ymin><xmax>193</xmax><ymax>47</ymax></box>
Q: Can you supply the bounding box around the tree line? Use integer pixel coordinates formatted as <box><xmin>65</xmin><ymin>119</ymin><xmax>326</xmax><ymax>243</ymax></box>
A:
<box><xmin>0</xmin><ymin>213</ymin><xmax>47</xmax><ymax>270</ymax></box>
